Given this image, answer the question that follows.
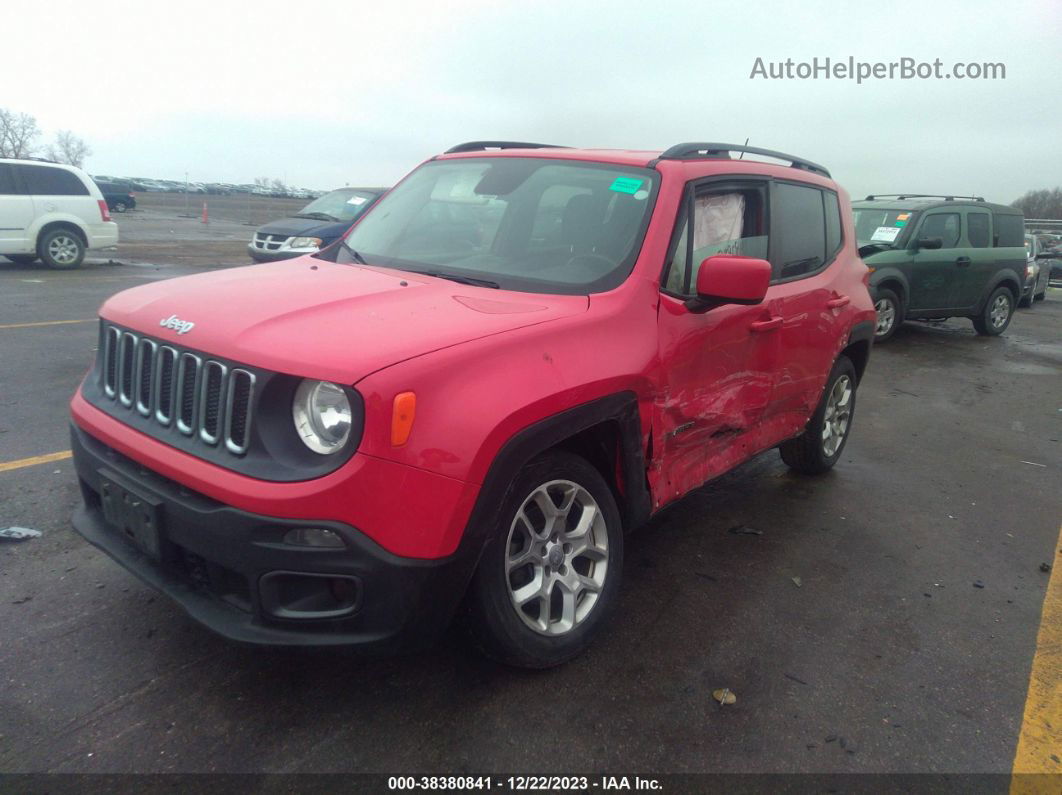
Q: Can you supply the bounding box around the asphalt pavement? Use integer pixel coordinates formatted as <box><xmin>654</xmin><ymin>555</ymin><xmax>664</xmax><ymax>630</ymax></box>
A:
<box><xmin>0</xmin><ymin>257</ymin><xmax>1059</xmax><ymax>776</ymax></box>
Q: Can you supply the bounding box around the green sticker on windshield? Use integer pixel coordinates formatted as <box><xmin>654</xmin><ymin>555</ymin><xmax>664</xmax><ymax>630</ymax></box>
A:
<box><xmin>609</xmin><ymin>177</ymin><xmax>644</xmax><ymax>194</ymax></box>
<box><xmin>895</xmin><ymin>220</ymin><xmax>906</xmax><ymax>226</ymax></box>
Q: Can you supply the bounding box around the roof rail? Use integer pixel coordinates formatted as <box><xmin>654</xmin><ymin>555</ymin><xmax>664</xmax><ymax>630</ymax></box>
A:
<box><xmin>2</xmin><ymin>155</ymin><xmax>59</xmax><ymax>164</ymax></box>
<box><xmin>863</xmin><ymin>193</ymin><xmax>985</xmax><ymax>202</ymax></box>
<box><xmin>658</xmin><ymin>142</ymin><xmax>830</xmax><ymax>177</ymax></box>
<box><xmin>444</xmin><ymin>141</ymin><xmax>568</xmax><ymax>154</ymax></box>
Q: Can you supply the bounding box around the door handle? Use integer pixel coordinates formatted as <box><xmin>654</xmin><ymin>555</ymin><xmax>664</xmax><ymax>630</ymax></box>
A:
<box><xmin>826</xmin><ymin>295</ymin><xmax>850</xmax><ymax>309</ymax></box>
<box><xmin>955</xmin><ymin>257</ymin><xmax>971</xmax><ymax>267</ymax></box>
<box><xmin>750</xmin><ymin>316</ymin><xmax>783</xmax><ymax>332</ymax></box>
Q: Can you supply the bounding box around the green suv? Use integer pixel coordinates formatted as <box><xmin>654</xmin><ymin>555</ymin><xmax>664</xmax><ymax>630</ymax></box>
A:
<box><xmin>852</xmin><ymin>195</ymin><xmax>1026</xmax><ymax>342</ymax></box>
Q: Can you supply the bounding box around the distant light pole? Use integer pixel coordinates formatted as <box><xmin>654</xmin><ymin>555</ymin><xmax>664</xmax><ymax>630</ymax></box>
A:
<box><xmin>184</xmin><ymin>171</ymin><xmax>190</xmax><ymax>216</ymax></box>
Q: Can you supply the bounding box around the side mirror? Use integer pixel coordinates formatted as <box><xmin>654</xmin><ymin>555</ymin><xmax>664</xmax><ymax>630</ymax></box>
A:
<box><xmin>915</xmin><ymin>236</ymin><xmax>943</xmax><ymax>250</ymax></box>
<box><xmin>686</xmin><ymin>255</ymin><xmax>771</xmax><ymax>313</ymax></box>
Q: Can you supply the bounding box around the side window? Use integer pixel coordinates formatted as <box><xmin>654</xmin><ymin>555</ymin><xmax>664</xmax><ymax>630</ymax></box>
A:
<box><xmin>824</xmin><ymin>190</ymin><xmax>843</xmax><ymax>258</ymax></box>
<box><xmin>662</xmin><ymin>185</ymin><xmax>767</xmax><ymax>295</ymax></box>
<box><xmin>0</xmin><ymin>164</ymin><xmax>19</xmax><ymax>195</ymax></box>
<box><xmin>967</xmin><ymin>212</ymin><xmax>991</xmax><ymax>248</ymax></box>
<box><xmin>918</xmin><ymin>213</ymin><xmax>960</xmax><ymax>248</ymax></box>
<box><xmin>992</xmin><ymin>213</ymin><xmax>1024</xmax><ymax>247</ymax></box>
<box><xmin>663</xmin><ymin>205</ymin><xmax>689</xmax><ymax>294</ymax></box>
<box><xmin>770</xmin><ymin>182</ymin><xmax>825</xmax><ymax>280</ymax></box>
<box><xmin>14</xmin><ymin>164</ymin><xmax>90</xmax><ymax>196</ymax></box>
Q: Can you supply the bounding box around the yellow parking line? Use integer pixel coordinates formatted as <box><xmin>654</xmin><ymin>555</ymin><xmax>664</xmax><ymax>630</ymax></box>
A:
<box><xmin>0</xmin><ymin>450</ymin><xmax>73</xmax><ymax>473</ymax></box>
<box><xmin>0</xmin><ymin>318</ymin><xmax>95</xmax><ymax>330</ymax></box>
<box><xmin>1012</xmin><ymin>523</ymin><xmax>1062</xmax><ymax>784</ymax></box>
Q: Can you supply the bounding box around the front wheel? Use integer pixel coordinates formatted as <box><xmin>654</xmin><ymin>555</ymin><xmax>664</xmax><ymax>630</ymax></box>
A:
<box><xmin>464</xmin><ymin>450</ymin><xmax>623</xmax><ymax>668</ymax></box>
<box><xmin>780</xmin><ymin>355</ymin><xmax>857</xmax><ymax>475</ymax></box>
<box><xmin>973</xmin><ymin>287</ymin><xmax>1014</xmax><ymax>336</ymax></box>
<box><xmin>873</xmin><ymin>288</ymin><xmax>903</xmax><ymax>343</ymax></box>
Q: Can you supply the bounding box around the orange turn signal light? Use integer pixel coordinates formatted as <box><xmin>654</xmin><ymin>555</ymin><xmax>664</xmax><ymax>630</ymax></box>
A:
<box><xmin>391</xmin><ymin>391</ymin><xmax>416</xmax><ymax>447</ymax></box>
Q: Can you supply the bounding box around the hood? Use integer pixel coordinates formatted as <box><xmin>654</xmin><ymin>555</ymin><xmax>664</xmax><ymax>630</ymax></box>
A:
<box><xmin>100</xmin><ymin>259</ymin><xmax>589</xmax><ymax>384</ymax></box>
<box><xmin>256</xmin><ymin>217</ymin><xmax>348</xmax><ymax>239</ymax></box>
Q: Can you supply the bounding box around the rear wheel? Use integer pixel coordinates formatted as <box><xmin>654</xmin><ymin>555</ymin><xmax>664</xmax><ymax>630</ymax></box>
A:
<box><xmin>873</xmin><ymin>288</ymin><xmax>903</xmax><ymax>343</ymax></box>
<box><xmin>464</xmin><ymin>450</ymin><xmax>623</xmax><ymax>668</ymax></box>
<box><xmin>780</xmin><ymin>355</ymin><xmax>857</xmax><ymax>475</ymax></box>
<box><xmin>972</xmin><ymin>286</ymin><xmax>1014</xmax><ymax>336</ymax></box>
<box><xmin>113</xmin><ymin>201</ymin><xmax>128</xmax><ymax>213</ymax></box>
<box><xmin>38</xmin><ymin>228</ymin><xmax>85</xmax><ymax>269</ymax></box>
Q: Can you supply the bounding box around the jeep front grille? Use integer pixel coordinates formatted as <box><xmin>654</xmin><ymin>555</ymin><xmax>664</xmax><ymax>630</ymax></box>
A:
<box><xmin>100</xmin><ymin>324</ymin><xmax>256</xmax><ymax>455</ymax></box>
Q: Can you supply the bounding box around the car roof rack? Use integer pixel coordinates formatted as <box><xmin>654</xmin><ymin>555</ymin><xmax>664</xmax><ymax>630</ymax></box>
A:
<box><xmin>863</xmin><ymin>193</ymin><xmax>985</xmax><ymax>202</ymax></box>
<box><xmin>657</xmin><ymin>142</ymin><xmax>831</xmax><ymax>177</ymax></box>
<box><xmin>444</xmin><ymin>141</ymin><xmax>569</xmax><ymax>154</ymax></box>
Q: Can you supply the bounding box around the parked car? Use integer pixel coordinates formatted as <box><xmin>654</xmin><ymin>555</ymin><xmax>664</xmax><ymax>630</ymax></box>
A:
<box><xmin>94</xmin><ymin>180</ymin><xmax>137</xmax><ymax>213</ymax></box>
<box><xmin>69</xmin><ymin>140</ymin><xmax>875</xmax><ymax>667</ymax></box>
<box><xmin>0</xmin><ymin>157</ymin><xmax>118</xmax><ymax>268</ymax></box>
<box><xmin>852</xmin><ymin>195</ymin><xmax>1026</xmax><ymax>341</ymax></box>
<box><xmin>1021</xmin><ymin>234</ymin><xmax>1050</xmax><ymax>306</ymax></box>
<box><xmin>248</xmin><ymin>187</ymin><xmax>386</xmax><ymax>261</ymax></box>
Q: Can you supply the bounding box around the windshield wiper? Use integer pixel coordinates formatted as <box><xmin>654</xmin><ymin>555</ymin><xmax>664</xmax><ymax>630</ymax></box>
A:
<box><xmin>411</xmin><ymin>270</ymin><xmax>500</xmax><ymax>289</ymax></box>
<box><xmin>294</xmin><ymin>212</ymin><xmax>339</xmax><ymax>222</ymax></box>
<box><xmin>338</xmin><ymin>240</ymin><xmax>368</xmax><ymax>265</ymax></box>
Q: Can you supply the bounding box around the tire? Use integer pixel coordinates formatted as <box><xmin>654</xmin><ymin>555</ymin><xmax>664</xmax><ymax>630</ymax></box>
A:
<box><xmin>972</xmin><ymin>286</ymin><xmax>1014</xmax><ymax>336</ymax></box>
<box><xmin>780</xmin><ymin>355</ymin><xmax>857</xmax><ymax>475</ymax></box>
<box><xmin>38</xmin><ymin>228</ymin><xmax>85</xmax><ymax>270</ymax></box>
<box><xmin>114</xmin><ymin>201</ymin><xmax>127</xmax><ymax>213</ymax></box>
<box><xmin>873</xmin><ymin>288</ymin><xmax>903</xmax><ymax>343</ymax></box>
<box><xmin>464</xmin><ymin>450</ymin><xmax>624</xmax><ymax>668</ymax></box>
<box><xmin>5</xmin><ymin>254</ymin><xmax>38</xmax><ymax>265</ymax></box>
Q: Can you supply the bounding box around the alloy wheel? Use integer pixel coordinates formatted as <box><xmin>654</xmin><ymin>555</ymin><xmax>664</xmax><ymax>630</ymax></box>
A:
<box><xmin>821</xmin><ymin>375</ymin><xmax>853</xmax><ymax>457</ymax></box>
<box><xmin>990</xmin><ymin>294</ymin><xmax>1011</xmax><ymax>328</ymax></box>
<box><xmin>47</xmin><ymin>235</ymin><xmax>80</xmax><ymax>266</ymax></box>
<box><xmin>875</xmin><ymin>298</ymin><xmax>895</xmax><ymax>336</ymax></box>
<box><xmin>505</xmin><ymin>479</ymin><xmax>609</xmax><ymax>636</ymax></box>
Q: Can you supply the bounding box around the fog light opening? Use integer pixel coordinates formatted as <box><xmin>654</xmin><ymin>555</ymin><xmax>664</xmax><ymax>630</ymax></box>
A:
<box><xmin>283</xmin><ymin>527</ymin><xmax>345</xmax><ymax>548</ymax></box>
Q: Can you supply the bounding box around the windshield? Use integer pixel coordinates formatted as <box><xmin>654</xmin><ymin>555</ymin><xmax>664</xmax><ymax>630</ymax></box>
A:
<box><xmin>296</xmin><ymin>189</ymin><xmax>378</xmax><ymax>223</ymax></box>
<box><xmin>334</xmin><ymin>157</ymin><xmax>659</xmax><ymax>294</ymax></box>
<box><xmin>852</xmin><ymin>208</ymin><xmax>916</xmax><ymax>246</ymax></box>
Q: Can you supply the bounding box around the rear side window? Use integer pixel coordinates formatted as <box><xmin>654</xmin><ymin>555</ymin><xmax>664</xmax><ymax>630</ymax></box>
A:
<box><xmin>770</xmin><ymin>182</ymin><xmax>825</xmax><ymax>280</ymax></box>
<box><xmin>824</xmin><ymin>191</ymin><xmax>843</xmax><ymax>258</ymax></box>
<box><xmin>993</xmin><ymin>213</ymin><xmax>1024</xmax><ymax>247</ymax></box>
<box><xmin>14</xmin><ymin>164</ymin><xmax>89</xmax><ymax>196</ymax></box>
<box><xmin>919</xmin><ymin>213</ymin><xmax>960</xmax><ymax>248</ymax></box>
<box><xmin>0</xmin><ymin>164</ymin><xmax>18</xmax><ymax>195</ymax></box>
<box><xmin>967</xmin><ymin>212</ymin><xmax>991</xmax><ymax>248</ymax></box>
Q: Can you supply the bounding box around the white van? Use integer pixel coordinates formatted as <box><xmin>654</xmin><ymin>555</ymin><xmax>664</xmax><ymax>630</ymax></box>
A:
<box><xmin>0</xmin><ymin>158</ymin><xmax>119</xmax><ymax>269</ymax></box>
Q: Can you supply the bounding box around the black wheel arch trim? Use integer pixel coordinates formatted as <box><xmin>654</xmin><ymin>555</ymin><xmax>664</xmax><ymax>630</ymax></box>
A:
<box><xmin>977</xmin><ymin>271</ymin><xmax>1022</xmax><ymax>311</ymax></box>
<box><xmin>442</xmin><ymin>391</ymin><xmax>651</xmax><ymax>620</ymax></box>
<box><xmin>869</xmin><ymin>269</ymin><xmax>909</xmax><ymax>305</ymax></box>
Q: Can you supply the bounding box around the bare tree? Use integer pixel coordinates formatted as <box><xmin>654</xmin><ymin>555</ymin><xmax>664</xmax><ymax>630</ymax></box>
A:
<box><xmin>271</xmin><ymin>178</ymin><xmax>287</xmax><ymax>195</ymax></box>
<box><xmin>0</xmin><ymin>108</ymin><xmax>41</xmax><ymax>158</ymax></box>
<box><xmin>45</xmin><ymin>130</ymin><xmax>92</xmax><ymax>168</ymax></box>
<box><xmin>1012</xmin><ymin>188</ymin><xmax>1062</xmax><ymax>220</ymax></box>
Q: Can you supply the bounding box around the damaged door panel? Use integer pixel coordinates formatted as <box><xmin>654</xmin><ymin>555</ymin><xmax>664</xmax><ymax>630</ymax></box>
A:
<box><xmin>650</xmin><ymin>293</ymin><xmax>779</xmax><ymax>508</ymax></box>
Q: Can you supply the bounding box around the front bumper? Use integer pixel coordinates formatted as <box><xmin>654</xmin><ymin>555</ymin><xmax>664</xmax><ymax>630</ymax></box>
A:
<box><xmin>70</xmin><ymin>424</ymin><xmax>478</xmax><ymax>649</ymax></box>
<box><xmin>247</xmin><ymin>244</ymin><xmax>307</xmax><ymax>262</ymax></box>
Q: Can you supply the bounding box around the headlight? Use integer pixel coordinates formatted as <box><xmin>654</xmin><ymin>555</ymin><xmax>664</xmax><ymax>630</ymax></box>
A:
<box><xmin>292</xmin><ymin>380</ymin><xmax>352</xmax><ymax>454</ymax></box>
<box><xmin>290</xmin><ymin>236</ymin><xmax>323</xmax><ymax>249</ymax></box>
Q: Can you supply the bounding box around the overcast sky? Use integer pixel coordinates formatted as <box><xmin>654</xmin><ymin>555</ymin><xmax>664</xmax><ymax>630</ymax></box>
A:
<box><xmin>3</xmin><ymin>0</ymin><xmax>1059</xmax><ymax>202</ymax></box>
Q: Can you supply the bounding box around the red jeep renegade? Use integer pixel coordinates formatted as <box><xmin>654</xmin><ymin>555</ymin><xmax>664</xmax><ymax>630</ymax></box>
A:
<box><xmin>70</xmin><ymin>141</ymin><xmax>875</xmax><ymax>667</ymax></box>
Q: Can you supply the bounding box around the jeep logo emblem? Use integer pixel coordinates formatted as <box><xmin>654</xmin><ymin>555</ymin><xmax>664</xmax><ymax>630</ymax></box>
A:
<box><xmin>160</xmin><ymin>314</ymin><xmax>195</xmax><ymax>335</ymax></box>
